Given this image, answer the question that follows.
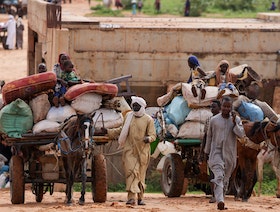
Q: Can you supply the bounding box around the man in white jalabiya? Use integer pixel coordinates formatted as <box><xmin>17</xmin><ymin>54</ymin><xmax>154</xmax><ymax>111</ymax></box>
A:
<box><xmin>104</xmin><ymin>96</ymin><xmax>156</xmax><ymax>206</ymax></box>
<box><xmin>3</xmin><ymin>15</ymin><xmax>16</xmax><ymax>50</ymax></box>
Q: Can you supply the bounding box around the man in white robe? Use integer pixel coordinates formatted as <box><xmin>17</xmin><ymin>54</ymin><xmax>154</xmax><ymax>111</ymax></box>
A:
<box><xmin>3</xmin><ymin>15</ymin><xmax>16</xmax><ymax>50</ymax></box>
<box><xmin>105</xmin><ymin>96</ymin><xmax>156</xmax><ymax>206</ymax></box>
<box><xmin>205</xmin><ymin>96</ymin><xmax>245</xmax><ymax>210</ymax></box>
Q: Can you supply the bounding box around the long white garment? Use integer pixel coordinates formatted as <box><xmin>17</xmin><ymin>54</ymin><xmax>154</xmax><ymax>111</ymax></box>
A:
<box><xmin>205</xmin><ymin>113</ymin><xmax>245</xmax><ymax>203</ymax></box>
<box><xmin>4</xmin><ymin>15</ymin><xmax>16</xmax><ymax>50</ymax></box>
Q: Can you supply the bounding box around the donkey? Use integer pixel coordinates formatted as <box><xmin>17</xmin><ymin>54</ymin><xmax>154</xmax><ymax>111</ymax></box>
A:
<box><xmin>58</xmin><ymin>114</ymin><xmax>93</xmax><ymax>205</ymax></box>
<box><xmin>231</xmin><ymin>120</ymin><xmax>280</xmax><ymax>201</ymax></box>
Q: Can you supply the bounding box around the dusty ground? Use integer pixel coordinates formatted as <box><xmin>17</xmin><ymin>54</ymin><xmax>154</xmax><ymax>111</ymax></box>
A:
<box><xmin>1</xmin><ymin>1</ymin><xmax>280</xmax><ymax>211</ymax></box>
<box><xmin>1</xmin><ymin>187</ymin><xmax>280</xmax><ymax>212</ymax></box>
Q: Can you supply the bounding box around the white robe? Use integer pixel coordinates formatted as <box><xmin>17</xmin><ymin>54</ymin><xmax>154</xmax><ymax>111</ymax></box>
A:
<box><xmin>4</xmin><ymin>16</ymin><xmax>16</xmax><ymax>50</ymax></box>
<box><xmin>205</xmin><ymin>113</ymin><xmax>245</xmax><ymax>203</ymax></box>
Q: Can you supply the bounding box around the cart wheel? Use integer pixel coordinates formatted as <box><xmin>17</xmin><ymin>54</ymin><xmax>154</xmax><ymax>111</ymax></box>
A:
<box><xmin>10</xmin><ymin>155</ymin><xmax>25</xmax><ymax>204</ymax></box>
<box><xmin>160</xmin><ymin>153</ymin><xmax>184</xmax><ymax>197</ymax></box>
<box><xmin>91</xmin><ymin>154</ymin><xmax>107</xmax><ymax>203</ymax></box>
<box><xmin>2</xmin><ymin>36</ymin><xmax>8</xmax><ymax>49</ymax></box>
<box><xmin>35</xmin><ymin>183</ymin><xmax>44</xmax><ymax>203</ymax></box>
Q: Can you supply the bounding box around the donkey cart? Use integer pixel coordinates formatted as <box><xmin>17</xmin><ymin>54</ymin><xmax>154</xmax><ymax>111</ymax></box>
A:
<box><xmin>1</xmin><ymin>115</ymin><xmax>108</xmax><ymax>205</ymax></box>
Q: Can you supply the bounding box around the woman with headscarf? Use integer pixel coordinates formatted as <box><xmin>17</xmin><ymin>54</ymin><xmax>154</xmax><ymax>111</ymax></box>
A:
<box><xmin>15</xmin><ymin>17</ymin><xmax>24</xmax><ymax>49</ymax></box>
<box><xmin>103</xmin><ymin>96</ymin><xmax>156</xmax><ymax>206</ymax></box>
<box><xmin>187</xmin><ymin>55</ymin><xmax>207</xmax><ymax>99</ymax></box>
<box><xmin>52</xmin><ymin>53</ymin><xmax>70</xmax><ymax>107</ymax></box>
<box><xmin>3</xmin><ymin>15</ymin><xmax>16</xmax><ymax>50</ymax></box>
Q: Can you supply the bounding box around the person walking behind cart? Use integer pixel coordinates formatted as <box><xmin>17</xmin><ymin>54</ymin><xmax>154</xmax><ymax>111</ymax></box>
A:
<box><xmin>3</xmin><ymin>15</ymin><xmax>16</xmax><ymax>50</ymax></box>
<box><xmin>199</xmin><ymin>100</ymin><xmax>221</xmax><ymax>203</ymax></box>
<box><xmin>204</xmin><ymin>96</ymin><xmax>245</xmax><ymax>210</ymax></box>
<box><xmin>16</xmin><ymin>17</ymin><xmax>24</xmax><ymax>49</ymax></box>
<box><xmin>101</xmin><ymin>96</ymin><xmax>156</xmax><ymax>206</ymax></box>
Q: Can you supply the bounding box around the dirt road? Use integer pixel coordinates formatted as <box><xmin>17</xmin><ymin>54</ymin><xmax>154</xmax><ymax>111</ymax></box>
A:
<box><xmin>1</xmin><ymin>187</ymin><xmax>280</xmax><ymax>212</ymax></box>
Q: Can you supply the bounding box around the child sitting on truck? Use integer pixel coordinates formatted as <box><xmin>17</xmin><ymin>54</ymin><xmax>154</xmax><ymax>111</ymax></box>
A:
<box><xmin>53</xmin><ymin>60</ymin><xmax>81</xmax><ymax>107</ymax></box>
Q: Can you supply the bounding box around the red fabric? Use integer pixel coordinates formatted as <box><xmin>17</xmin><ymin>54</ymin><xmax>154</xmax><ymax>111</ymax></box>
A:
<box><xmin>64</xmin><ymin>82</ymin><xmax>118</xmax><ymax>101</ymax></box>
<box><xmin>2</xmin><ymin>72</ymin><xmax>57</xmax><ymax>104</ymax></box>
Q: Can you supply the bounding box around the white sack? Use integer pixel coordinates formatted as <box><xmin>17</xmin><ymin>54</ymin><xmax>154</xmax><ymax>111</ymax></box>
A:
<box><xmin>177</xmin><ymin>121</ymin><xmax>205</xmax><ymax>139</ymax></box>
<box><xmin>46</xmin><ymin>105</ymin><xmax>77</xmax><ymax>123</ymax></box>
<box><xmin>182</xmin><ymin>83</ymin><xmax>238</xmax><ymax>108</ymax></box>
<box><xmin>33</xmin><ymin>120</ymin><xmax>60</xmax><ymax>134</ymax></box>
<box><xmin>71</xmin><ymin>93</ymin><xmax>102</xmax><ymax>114</ymax></box>
<box><xmin>185</xmin><ymin>108</ymin><xmax>212</xmax><ymax>123</ymax></box>
<box><xmin>92</xmin><ymin>108</ymin><xmax>123</xmax><ymax>130</ymax></box>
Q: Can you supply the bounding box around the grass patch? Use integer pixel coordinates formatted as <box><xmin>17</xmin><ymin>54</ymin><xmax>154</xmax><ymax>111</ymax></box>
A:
<box><xmin>89</xmin><ymin>0</ymin><xmax>279</xmax><ymax>18</ymax></box>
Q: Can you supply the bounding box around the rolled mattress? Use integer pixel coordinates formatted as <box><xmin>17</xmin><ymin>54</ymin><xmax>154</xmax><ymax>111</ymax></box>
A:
<box><xmin>2</xmin><ymin>72</ymin><xmax>57</xmax><ymax>104</ymax></box>
<box><xmin>64</xmin><ymin>82</ymin><xmax>118</xmax><ymax>101</ymax></box>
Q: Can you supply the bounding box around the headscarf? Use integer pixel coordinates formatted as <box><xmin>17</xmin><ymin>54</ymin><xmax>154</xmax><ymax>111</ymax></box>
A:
<box><xmin>188</xmin><ymin>55</ymin><xmax>200</xmax><ymax>68</ymax></box>
<box><xmin>215</xmin><ymin>60</ymin><xmax>233</xmax><ymax>85</ymax></box>
<box><xmin>17</xmin><ymin>17</ymin><xmax>22</xmax><ymax>27</ymax></box>
<box><xmin>58</xmin><ymin>52</ymin><xmax>70</xmax><ymax>68</ymax></box>
<box><xmin>8</xmin><ymin>15</ymin><xmax>14</xmax><ymax>20</ymax></box>
<box><xmin>118</xmin><ymin>96</ymin><xmax>147</xmax><ymax>148</ymax></box>
<box><xmin>131</xmin><ymin>96</ymin><xmax>146</xmax><ymax>117</ymax></box>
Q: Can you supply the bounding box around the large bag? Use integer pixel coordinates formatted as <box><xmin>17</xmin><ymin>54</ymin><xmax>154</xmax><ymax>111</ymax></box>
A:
<box><xmin>71</xmin><ymin>93</ymin><xmax>102</xmax><ymax>114</ymax></box>
<box><xmin>33</xmin><ymin>120</ymin><xmax>60</xmax><ymax>134</ymax></box>
<box><xmin>177</xmin><ymin>121</ymin><xmax>205</xmax><ymax>139</ymax></box>
<box><xmin>92</xmin><ymin>108</ymin><xmax>123</xmax><ymax>130</ymax></box>
<box><xmin>237</xmin><ymin>101</ymin><xmax>264</xmax><ymax>121</ymax></box>
<box><xmin>29</xmin><ymin>93</ymin><xmax>51</xmax><ymax>123</ymax></box>
<box><xmin>0</xmin><ymin>98</ymin><xmax>33</xmax><ymax>138</ymax></box>
<box><xmin>185</xmin><ymin>107</ymin><xmax>212</xmax><ymax>123</ymax></box>
<box><xmin>165</xmin><ymin>95</ymin><xmax>191</xmax><ymax>126</ymax></box>
<box><xmin>46</xmin><ymin>105</ymin><xmax>77</xmax><ymax>123</ymax></box>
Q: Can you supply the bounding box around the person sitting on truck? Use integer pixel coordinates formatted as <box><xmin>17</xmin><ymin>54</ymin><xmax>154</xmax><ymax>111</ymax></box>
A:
<box><xmin>52</xmin><ymin>60</ymin><xmax>81</xmax><ymax>107</ymax></box>
<box><xmin>53</xmin><ymin>52</ymin><xmax>70</xmax><ymax>79</ymax></box>
<box><xmin>215</xmin><ymin>60</ymin><xmax>242</xmax><ymax>99</ymax></box>
<box><xmin>38</xmin><ymin>63</ymin><xmax>47</xmax><ymax>73</ymax></box>
<box><xmin>187</xmin><ymin>55</ymin><xmax>207</xmax><ymax>100</ymax></box>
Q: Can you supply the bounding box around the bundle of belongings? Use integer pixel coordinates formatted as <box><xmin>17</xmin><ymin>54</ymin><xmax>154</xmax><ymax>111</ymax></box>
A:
<box><xmin>0</xmin><ymin>72</ymin><xmax>124</xmax><ymax>138</ymax></box>
<box><xmin>153</xmin><ymin>65</ymin><xmax>279</xmax><ymax>142</ymax></box>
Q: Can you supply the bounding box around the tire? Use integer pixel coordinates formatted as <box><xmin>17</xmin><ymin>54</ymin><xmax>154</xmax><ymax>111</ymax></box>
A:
<box><xmin>35</xmin><ymin>183</ymin><xmax>44</xmax><ymax>203</ymax></box>
<box><xmin>91</xmin><ymin>154</ymin><xmax>107</xmax><ymax>203</ymax></box>
<box><xmin>160</xmin><ymin>153</ymin><xmax>184</xmax><ymax>197</ymax></box>
<box><xmin>10</xmin><ymin>155</ymin><xmax>25</xmax><ymax>204</ymax></box>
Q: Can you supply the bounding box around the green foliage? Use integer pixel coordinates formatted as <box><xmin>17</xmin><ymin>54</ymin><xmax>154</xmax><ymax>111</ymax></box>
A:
<box><xmin>108</xmin><ymin>183</ymin><xmax>126</xmax><ymax>192</ymax></box>
<box><xmin>90</xmin><ymin>4</ymin><xmax>124</xmax><ymax>16</ymax></box>
<box><xmin>253</xmin><ymin>164</ymin><xmax>278</xmax><ymax>195</ymax></box>
<box><xmin>214</xmin><ymin>0</ymin><xmax>256</xmax><ymax>11</ymax></box>
<box><xmin>145</xmin><ymin>170</ymin><xmax>162</xmax><ymax>192</ymax></box>
<box><xmin>89</xmin><ymin>0</ymin><xmax>278</xmax><ymax>17</ymax></box>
